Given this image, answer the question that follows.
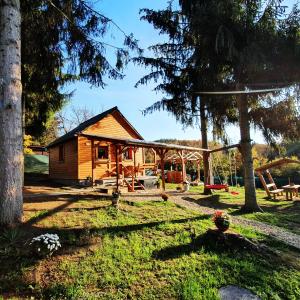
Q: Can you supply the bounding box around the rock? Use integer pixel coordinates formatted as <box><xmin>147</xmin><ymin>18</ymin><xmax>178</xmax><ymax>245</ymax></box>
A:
<box><xmin>219</xmin><ymin>285</ymin><xmax>261</xmax><ymax>300</ymax></box>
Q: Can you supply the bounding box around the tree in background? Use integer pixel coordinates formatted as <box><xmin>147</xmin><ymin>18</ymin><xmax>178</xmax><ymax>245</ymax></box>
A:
<box><xmin>137</xmin><ymin>1</ymin><xmax>300</xmax><ymax>211</ymax></box>
<box><xmin>282</xmin><ymin>140</ymin><xmax>300</xmax><ymax>158</ymax></box>
<box><xmin>23</xmin><ymin>135</ymin><xmax>34</xmax><ymax>154</ymax></box>
<box><xmin>56</xmin><ymin>105</ymin><xmax>94</xmax><ymax>134</ymax></box>
<box><xmin>33</xmin><ymin>117</ymin><xmax>60</xmax><ymax>146</ymax></box>
<box><xmin>0</xmin><ymin>0</ymin><xmax>140</xmax><ymax>226</ymax></box>
<box><xmin>135</xmin><ymin>5</ymin><xmax>238</xmax><ymax>192</ymax></box>
<box><xmin>178</xmin><ymin>0</ymin><xmax>300</xmax><ymax>211</ymax></box>
<box><xmin>22</xmin><ymin>0</ymin><xmax>141</xmax><ymax>138</ymax></box>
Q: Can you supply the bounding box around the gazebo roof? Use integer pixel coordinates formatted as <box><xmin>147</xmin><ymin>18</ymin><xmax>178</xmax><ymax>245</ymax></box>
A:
<box><xmin>80</xmin><ymin>133</ymin><xmax>209</xmax><ymax>152</ymax></box>
<box><xmin>165</xmin><ymin>152</ymin><xmax>203</xmax><ymax>162</ymax></box>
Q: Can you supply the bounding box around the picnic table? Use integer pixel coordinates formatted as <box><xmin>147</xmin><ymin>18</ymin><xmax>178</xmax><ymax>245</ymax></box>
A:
<box><xmin>282</xmin><ymin>184</ymin><xmax>300</xmax><ymax>200</ymax></box>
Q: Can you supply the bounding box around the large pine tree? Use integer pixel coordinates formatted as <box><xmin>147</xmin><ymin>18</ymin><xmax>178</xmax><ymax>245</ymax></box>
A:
<box><xmin>135</xmin><ymin>5</ymin><xmax>238</xmax><ymax>190</ymax></box>
<box><xmin>22</xmin><ymin>0</ymin><xmax>141</xmax><ymax>137</ymax></box>
<box><xmin>137</xmin><ymin>1</ymin><xmax>300</xmax><ymax>211</ymax></box>
<box><xmin>180</xmin><ymin>0</ymin><xmax>300</xmax><ymax>211</ymax></box>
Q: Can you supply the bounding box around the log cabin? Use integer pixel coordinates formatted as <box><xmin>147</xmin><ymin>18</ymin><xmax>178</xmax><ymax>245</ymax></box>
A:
<box><xmin>48</xmin><ymin>107</ymin><xmax>154</xmax><ymax>187</ymax></box>
<box><xmin>48</xmin><ymin>106</ymin><xmax>208</xmax><ymax>191</ymax></box>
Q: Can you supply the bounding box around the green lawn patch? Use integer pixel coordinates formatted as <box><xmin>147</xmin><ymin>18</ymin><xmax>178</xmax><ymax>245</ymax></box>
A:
<box><xmin>0</xmin><ymin>198</ymin><xmax>299</xmax><ymax>299</ymax></box>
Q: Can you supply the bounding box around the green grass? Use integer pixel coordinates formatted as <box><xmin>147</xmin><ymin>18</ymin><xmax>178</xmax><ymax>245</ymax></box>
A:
<box><xmin>166</xmin><ymin>183</ymin><xmax>300</xmax><ymax>235</ymax></box>
<box><xmin>0</xmin><ymin>198</ymin><xmax>299</xmax><ymax>299</ymax></box>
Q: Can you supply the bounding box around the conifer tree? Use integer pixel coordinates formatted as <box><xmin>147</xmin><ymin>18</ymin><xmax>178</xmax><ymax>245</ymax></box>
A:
<box><xmin>0</xmin><ymin>0</ymin><xmax>140</xmax><ymax>226</ymax></box>
<box><xmin>135</xmin><ymin>6</ymin><xmax>238</xmax><ymax>191</ymax></box>
<box><xmin>137</xmin><ymin>1</ymin><xmax>300</xmax><ymax>211</ymax></box>
<box><xmin>22</xmin><ymin>0</ymin><xmax>141</xmax><ymax>137</ymax></box>
<box><xmin>180</xmin><ymin>0</ymin><xmax>300</xmax><ymax>211</ymax></box>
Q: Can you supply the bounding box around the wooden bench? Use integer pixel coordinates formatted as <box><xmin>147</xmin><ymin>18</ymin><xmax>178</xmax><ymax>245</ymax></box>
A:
<box><xmin>269</xmin><ymin>189</ymin><xmax>284</xmax><ymax>199</ymax></box>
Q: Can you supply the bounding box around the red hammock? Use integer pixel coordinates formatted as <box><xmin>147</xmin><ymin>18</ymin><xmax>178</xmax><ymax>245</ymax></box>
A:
<box><xmin>205</xmin><ymin>184</ymin><xmax>229</xmax><ymax>191</ymax></box>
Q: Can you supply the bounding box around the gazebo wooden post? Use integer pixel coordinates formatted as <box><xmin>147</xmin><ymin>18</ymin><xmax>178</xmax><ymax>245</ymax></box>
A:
<box><xmin>178</xmin><ymin>150</ymin><xmax>186</xmax><ymax>183</ymax></box>
<box><xmin>115</xmin><ymin>144</ymin><xmax>120</xmax><ymax>192</ymax></box>
<box><xmin>91</xmin><ymin>139</ymin><xmax>95</xmax><ymax>186</ymax></box>
<box><xmin>133</xmin><ymin>147</ymin><xmax>137</xmax><ymax>177</ymax></box>
<box><xmin>131</xmin><ymin>147</ymin><xmax>138</xmax><ymax>192</ymax></box>
<box><xmin>197</xmin><ymin>159</ymin><xmax>201</xmax><ymax>181</ymax></box>
<box><xmin>157</xmin><ymin>148</ymin><xmax>167</xmax><ymax>191</ymax></box>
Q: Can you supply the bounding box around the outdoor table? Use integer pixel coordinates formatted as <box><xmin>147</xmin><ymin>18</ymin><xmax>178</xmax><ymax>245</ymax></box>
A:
<box><xmin>282</xmin><ymin>185</ymin><xmax>300</xmax><ymax>200</ymax></box>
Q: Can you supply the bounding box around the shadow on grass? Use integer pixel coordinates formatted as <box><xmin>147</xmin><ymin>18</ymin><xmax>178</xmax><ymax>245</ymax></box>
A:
<box><xmin>182</xmin><ymin>194</ymin><xmax>241</xmax><ymax>211</ymax></box>
<box><xmin>0</xmin><ymin>213</ymin><xmax>210</xmax><ymax>297</ymax></box>
<box><xmin>152</xmin><ymin>229</ymin><xmax>284</xmax><ymax>261</ymax></box>
<box><xmin>182</xmin><ymin>194</ymin><xmax>300</xmax><ymax>215</ymax></box>
<box><xmin>24</xmin><ymin>194</ymin><xmax>112</xmax><ymax>202</ymax></box>
<box><xmin>30</xmin><ymin>214</ymin><xmax>211</xmax><ymax>239</ymax></box>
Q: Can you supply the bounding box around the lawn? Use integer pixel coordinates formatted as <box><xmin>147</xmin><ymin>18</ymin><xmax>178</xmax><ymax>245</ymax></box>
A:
<box><xmin>166</xmin><ymin>183</ymin><xmax>300</xmax><ymax>235</ymax></box>
<box><xmin>0</xmin><ymin>195</ymin><xmax>299</xmax><ymax>299</ymax></box>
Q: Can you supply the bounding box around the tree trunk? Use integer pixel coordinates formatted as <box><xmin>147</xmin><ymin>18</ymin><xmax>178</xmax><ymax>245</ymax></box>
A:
<box><xmin>199</xmin><ymin>97</ymin><xmax>211</xmax><ymax>194</ymax></box>
<box><xmin>0</xmin><ymin>0</ymin><xmax>23</xmax><ymax>226</ymax></box>
<box><xmin>237</xmin><ymin>94</ymin><xmax>262</xmax><ymax>212</ymax></box>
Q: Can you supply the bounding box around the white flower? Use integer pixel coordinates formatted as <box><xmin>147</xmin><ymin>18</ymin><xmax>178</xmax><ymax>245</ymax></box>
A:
<box><xmin>30</xmin><ymin>233</ymin><xmax>61</xmax><ymax>255</ymax></box>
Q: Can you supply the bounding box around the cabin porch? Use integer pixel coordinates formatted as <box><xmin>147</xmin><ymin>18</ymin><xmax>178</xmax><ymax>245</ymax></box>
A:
<box><xmin>81</xmin><ymin>132</ymin><xmax>209</xmax><ymax>193</ymax></box>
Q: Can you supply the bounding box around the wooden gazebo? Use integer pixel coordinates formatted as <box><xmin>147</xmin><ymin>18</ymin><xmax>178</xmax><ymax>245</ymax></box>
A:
<box><xmin>164</xmin><ymin>151</ymin><xmax>203</xmax><ymax>183</ymax></box>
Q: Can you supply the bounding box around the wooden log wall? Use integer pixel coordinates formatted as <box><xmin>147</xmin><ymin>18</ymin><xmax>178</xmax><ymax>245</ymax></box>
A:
<box><xmin>49</xmin><ymin>138</ymin><xmax>78</xmax><ymax>179</ymax></box>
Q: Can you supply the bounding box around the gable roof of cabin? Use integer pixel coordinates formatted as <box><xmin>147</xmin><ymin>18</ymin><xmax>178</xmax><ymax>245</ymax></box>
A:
<box><xmin>48</xmin><ymin>106</ymin><xmax>143</xmax><ymax>148</ymax></box>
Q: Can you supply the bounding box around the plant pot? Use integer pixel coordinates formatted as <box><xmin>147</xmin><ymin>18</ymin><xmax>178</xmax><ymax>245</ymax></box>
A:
<box><xmin>214</xmin><ymin>219</ymin><xmax>230</xmax><ymax>232</ymax></box>
<box><xmin>112</xmin><ymin>195</ymin><xmax>120</xmax><ymax>206</ymax></box>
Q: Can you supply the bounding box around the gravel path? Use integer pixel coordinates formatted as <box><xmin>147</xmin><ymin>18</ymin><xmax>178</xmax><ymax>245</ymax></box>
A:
<box><xmin>124</xmin><ymin>192</ymin><xmax>300</xmax><ymax>250</ymax></box>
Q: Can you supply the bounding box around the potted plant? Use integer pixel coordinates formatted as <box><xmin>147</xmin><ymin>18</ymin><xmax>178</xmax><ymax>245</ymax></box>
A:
<box><xmin>212</xmin><ymin>210</ymin><xmax>231</xmax><ymax>232</ymax></box>
<box><xmin>112</xmin><ymin>190</ymin><xmax>121</xmax><ymax>206</ymax></box>
<box><xmin>29</xmin><ymin>233</ymin><xmax>61</xmax><ymax>257</ymax></box>
<box><xmin>161</xmin><ymin>192</ymin><xmax>169</xmax><ymax>201</ymax></box>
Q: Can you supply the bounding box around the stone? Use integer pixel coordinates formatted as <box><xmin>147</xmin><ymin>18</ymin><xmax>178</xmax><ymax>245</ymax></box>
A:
<box><xmin>219</xmin><ymin>285</ymin><xmax>261</xmax><ymax>300</ymax></box>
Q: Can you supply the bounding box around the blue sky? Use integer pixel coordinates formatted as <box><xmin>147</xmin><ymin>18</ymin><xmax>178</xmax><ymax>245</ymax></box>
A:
<box><xmin>62</xmin><ymin>0</ymin><xmax>296</xmax><ymax>144</ymax></box>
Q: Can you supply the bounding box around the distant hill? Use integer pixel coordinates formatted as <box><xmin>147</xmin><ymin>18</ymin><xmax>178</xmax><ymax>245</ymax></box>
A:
<box><xmin>156</xmin><ymin>139</ymin><xmax>271</xmax><ymax>153</ymax></box>
<box><xmin>155</xmin><ymin>139</ymin><xmax>224</xmax><ymax>149</ymax></box>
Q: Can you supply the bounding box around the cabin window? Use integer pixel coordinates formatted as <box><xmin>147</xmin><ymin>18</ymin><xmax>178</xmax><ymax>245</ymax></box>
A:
<box><xmin>58</xmin><ymin>145</ymin><xmax>65</xmax><ymax>162</ymax></box>
<box><xmin>97</xmin><ymin>146</ymin><xmax>109</xmax><ymax>160</ymax></box>
<box><xmin>123</xmin><ymin>148</ymin><xmax>133</xmax><ymax>160</ymax></box>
